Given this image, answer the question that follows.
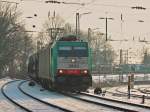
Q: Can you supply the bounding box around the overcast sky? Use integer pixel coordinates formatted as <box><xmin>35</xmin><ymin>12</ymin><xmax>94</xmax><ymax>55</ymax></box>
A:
<box><xmin>9</xmin><ymin>0</ymin><xmax>149</xmax><ymax>40</ymax></box>
<box><xmin>7</xmin><ymin>0</ymin><xmax>150</xmax><ymax>63</ymax></box>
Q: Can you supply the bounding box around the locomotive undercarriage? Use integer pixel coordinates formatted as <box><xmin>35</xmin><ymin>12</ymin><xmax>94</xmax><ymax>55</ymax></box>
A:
<box><xmin>55</xmin><ymin>75</ymin><xmax>92</xmax><ymax>91</ymax></box>
<box><xmin>36</xmin><ymin>75</ymin><xmax>92</xmax><ymax>92</ymax></box>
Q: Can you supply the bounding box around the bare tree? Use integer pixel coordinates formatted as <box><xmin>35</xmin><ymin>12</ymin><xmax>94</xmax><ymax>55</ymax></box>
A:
<box><xmin>45</xmin><ymin>13</ymin><xmax>65</xmax><ymax>41</ymax></box>
<box><xmin>37</xmin><ymin>13</ymin><xmax>75</xmax><ymax>47</ymax></box>
<box><xmin>89</xmin><ymin>31</ymin><xmax>116</xmax><ymax>72</ymax></box>
<box><xmin>0</xmin><ymin>3</ymin><xmax>34</xmax><ymax>77</ymax></box>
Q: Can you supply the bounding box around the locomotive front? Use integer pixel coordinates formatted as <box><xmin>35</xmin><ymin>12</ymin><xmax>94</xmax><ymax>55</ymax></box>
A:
<box><xmin>55</xmin><ymin>37</ymin><xmax>92</xmax><ymax>91</ymax></box>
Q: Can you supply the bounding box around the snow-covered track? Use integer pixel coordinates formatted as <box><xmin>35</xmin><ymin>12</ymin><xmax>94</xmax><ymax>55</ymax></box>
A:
<box><xmin>1</xmin><ymin>80</ymin><xmax>32</xmax><ymax>112</ymax></box>
<box><xmin>115</xmin><ymin>88</ymin><xmax>150</xmax><ymax>99</ymax></box>
<box><xmin>20</xmin><ymin>80</ymin><xmax>124</xmax><ymax>112</ymax></box>
<box><xmin>1</xmin><ymin>80</ymin><xmax>71</xmax><ymax>112</ymax></box>
<box><xmin>18</xmin><ymin>80</ymin><xmax>72</xmax><ymax>112</ymax></box>
<box><xmin>0</xmin><ymin>78</ymin><xmax>27</xmax><ymax>112</ymax></box>
<box><xmin>61</xmin><ymin>92</ymin><xmax>140</xmax><ymax>112</ymax></box>
<box><xmin>60</xmin><ymin>91</ymin><xmax>150</xmax><ymax>112</ymax></box>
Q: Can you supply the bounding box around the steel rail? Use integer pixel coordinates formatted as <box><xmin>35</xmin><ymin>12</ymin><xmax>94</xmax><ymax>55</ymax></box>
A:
<box><xmin>80</xmin><ymin>92</ymin><xmax>150</xmax><ymax>109</ymax></box>
<box><xmin>18</xmin><ymin>80</ymin><xmax>73</xmax><ymax>112</ymax></box>
<box><xmin>137</xmin><ymin>87</ymin><xmax>150</xmax><ymax>94</ymax></box>
<box><xmin>115</xmin><ymin>88</ymin><xmax>150</xmax><ymax>99</ymax></box>
<box><xmin>1</xmin><ymin>80</ymin><xmax>32</xmax><ymax>112</ymax></box>
<box><xmin>59</xmin><ymin>91</ymin><xmax>139</xmax><ymax>112</ymax></box>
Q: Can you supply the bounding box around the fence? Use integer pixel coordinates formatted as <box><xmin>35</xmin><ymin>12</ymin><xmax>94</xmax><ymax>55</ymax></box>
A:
<box><xmin>92</xmin><ymin>64</ymin><xmax>150</xmax><ymax>74</ymax></box>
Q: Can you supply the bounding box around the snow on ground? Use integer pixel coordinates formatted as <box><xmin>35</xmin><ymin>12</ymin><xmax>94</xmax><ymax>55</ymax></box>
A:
<box><xmin>1</xmin><ymin>77</ymin><xmax>150</xmax><ymax>111</ymax></box>
<box><xmin>92</xmin><ymin>74</ymin><xmax>150</xmax><ymax>83</ymax></box>
<box><xmin>20</xmin><ymin>81</ymin><xmax>121</xmax><ymax>112</ymax></box>
<box><xmin>0</xmin><ymin>78</ymin><xmax>25</xmax><ymax>112</ymax></box>
<box><xmin>90</xmin><ymin>85</ymin><xmax>150</xmax><ymax>107</ymax></box>
<box><xmin>4</xmin><ymin>80</ymin><xmax>62</xmax><ymax>112</ymax></box>
<box><xmin>91</xmin><ymin>74</ymin><xmax>150</xmax><ymax>106</ymax></box>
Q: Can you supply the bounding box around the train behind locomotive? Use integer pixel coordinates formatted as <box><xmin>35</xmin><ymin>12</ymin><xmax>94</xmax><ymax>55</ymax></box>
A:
<box><xmin>28</xmin><ymin>35</ymin><xmax>92</xmax><ymax>91</ymax></box>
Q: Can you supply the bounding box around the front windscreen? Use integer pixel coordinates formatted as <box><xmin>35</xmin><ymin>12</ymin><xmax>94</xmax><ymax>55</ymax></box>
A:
<box><xmin>58</xmin><ymin>46</ymin><xmax>88</xmax><ymax>57</ymax></box>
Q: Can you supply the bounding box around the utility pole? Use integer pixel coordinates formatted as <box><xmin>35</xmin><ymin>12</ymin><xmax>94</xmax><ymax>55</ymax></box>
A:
<box><xmin>99</xmin><ymin>16</ymin><xmax>114</xmax><ymax>41</ymax></box>
<box><xmin>120</xmin><ymin>13</ymin><xmax>124</xmax><ymax>43</ymax></box>
<box><xmin>104</xmin><ymin>43</ymin><xmax>107</xmax><ymax>64</ymax></box>
<box><xmin>76</xmin><ymin>13</ymin><xmax>80</xmax><ymax>39</ymax></box>
<box><xmin>126</xmin><ymin>50</ymin><xmax>128</xmax><ymax>64</ymax></box>
<box><xmin>119</xmin><ymin>49</ymin><xmax>123</xmax><ymax>82</ymax></box>
<box><xmin>88</xmin><ymin>28</ymin><xmax>91</xmax><ymax>46</ymax></box>
<box><xmin>106</xmin><ymin>17</ymin><xmax>108</xmax><ymax>41</ymax></box>
<box><xmin>76</xmin><ymin>12</ymin><xmax>91</xmax><ymax>40</ymax></box>
<box><xmin>120</xmin><ymin>49</ymin><xmax>123</xmax><ymax>65</ymax></box>
<box><xmin>128</xmin><ymin>75</ymin><xmax>131</xmax><ymax>99</ymax></box>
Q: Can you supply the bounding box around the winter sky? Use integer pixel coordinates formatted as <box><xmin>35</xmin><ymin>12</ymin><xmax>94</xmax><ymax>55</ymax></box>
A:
<box><xmin>5</xmin><ymin>0</ymin><xmax>150</xmax><ymax>63</ymax></box>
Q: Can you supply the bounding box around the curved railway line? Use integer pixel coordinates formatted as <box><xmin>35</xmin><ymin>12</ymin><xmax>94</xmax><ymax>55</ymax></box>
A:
<box><xmin>1</xmin><ymin>79</ymin><xmax>150</xmax><ymax>112</ymax></box>
<box><xmin>115</xmin><ymin>87</ymin><xmax>150</xmax><ymax>99</ymax></box>
<box><xmin>1</xmin><ymin>80</ymin><xmax>32</xmax><ymax>112</ymax></box>
<box><xmin>20</xmin><ymin>80</ymin><xmax>150</xmax><ymax>112</ymax></box>
<box><xmin>79</xmin><ymin>92</ymin><xmax>150</xmax><ymax>111</ymax></box>
<box><xmin>137</xmin><ymin>87</ymin><xmax>150</xmax><ymax>94</ymax></box>
<box><xmin>1</xmin><ymin>80</ymin><xmax>72</xmax><ymax>112</ymax></box>
<box><xmin>19</xmin><ymin>80</ymin><xmax>121</xmax><ymax>112</ymax></box>
<box><xmin>59</xmin><ymin>91</ymin><xmax>150</xmax><ymax>112</ymax></box>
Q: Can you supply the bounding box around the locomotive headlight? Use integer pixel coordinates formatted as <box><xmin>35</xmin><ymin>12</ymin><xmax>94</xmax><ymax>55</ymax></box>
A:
<box><xmin>71</xmin><ymin>59</ymin><xmax>75</xmax><ymax>63</ymax></box>
<box><xmin>59</xmin><ymin>69</ymin><xmax>63</xmax><ymax>74</ymax></box>
<box><xmin>83</xmin><ymin>70</ymin><xmax>88</xmax><ymax>74</ymax></box>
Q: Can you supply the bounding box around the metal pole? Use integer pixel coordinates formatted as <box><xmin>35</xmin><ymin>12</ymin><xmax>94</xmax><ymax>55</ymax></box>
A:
<box><xmin>76</xmin><ymin>13</ymin><xmax>79</xmax><ymax>39</ymax></box>
<box><xmin>120</xmin><ymin>49</ymin><xmax>123</xmax><ymax>65</ymax></box>
<box><xmin>128</xmin><ymin>75</ymin><xmax>131</xmax><ymax>99</ymax></box>
<box><xmin>106</xmin><ymin>17</ymin><xmax>108</xmax><ymax>41</ymax></box>
<box><xmin>88</xmin><ymin>28</ymin><xmax>91</xmax><ymax>45</ymax></box>
<box><xmin>78</xmin><ymin>13</ymin><xmax>80</xmax><ymax>39</ymax></box>
<box><xmin>104</xmin><ymin>44</ymin><xmax>106</xmax><ymax>64</ymax></box>
<box><xmin>121</xmin><ymin>13</ymin><xmax>123</xmax><ymax>36</ymax></box>
<box><xmin>141</xmin><ymin>95</ymin><xmax>145</xmax><ymax>104</ymax></box>
<box><xmin>99</xmin><ymin>64</ymin><xmax>100</xmax><ymax>87</ymax></box>
<box><xmin>127</xmin><ymin>50</ymin><xmax>128</xmax><ymax>64</ymax></box>
<box><xmin>76</xmin><ymin>13</ymin><xmax>78</xmax><ymax>37</ymax></box>
<box><xmin>119</xmin><ymin>49</ymin><xmax>123</xmax><ymax>82</ymax></box>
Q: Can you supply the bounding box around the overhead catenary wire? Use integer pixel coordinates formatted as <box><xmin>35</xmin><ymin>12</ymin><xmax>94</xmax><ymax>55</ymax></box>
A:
<box><xmin>19</xmin><ymin>0</ymin><xmax>150</xmax><ymax>42</ymax></box>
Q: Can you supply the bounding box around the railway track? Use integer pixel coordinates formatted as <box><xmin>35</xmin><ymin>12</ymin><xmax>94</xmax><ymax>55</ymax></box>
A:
<box><xmin>20</xmin><ymin>80</ymin><xmax>150</xmax><ymax>112</ymax></box>
<box><xmin>137</xmin><ymin>87</ymin><xmax>150</xmax><ymax>94</ymax></box>
<box><xmin>0</xmin><ymin>78</ymin><xmax>27</xmax><ymax>112</ymax></box>
<box><xmin>115</xmin><ymin>87</ymin><xmax>150</xmax><ymax>99</ymax></box>
<box><xmin>80</xmin><ymin>92</ymin><xmax>150</xmax><ymax>112</ymax></box>
<box><xmin>61</xmin><ymin>91</ymin><xmax>150</xmax><ymax>112</ymax></box>
<box><xmin>3</xmin><ymin>79</ymin><xmax>150</xmax><ymax>112</ymax></box>
<box><xmin>106</xmin><ymin>86</ymin><xmax>150</xmax><ymax>99</ymax></box>
<box><xmin>20</xmin><ymin>80</ymin><xmax>126</xmax><ymax>112</ymax></box>
<box><xmin>1</xmin><ymin>80</ymin><xmax>72</xmax><ymax>112</ymax></box>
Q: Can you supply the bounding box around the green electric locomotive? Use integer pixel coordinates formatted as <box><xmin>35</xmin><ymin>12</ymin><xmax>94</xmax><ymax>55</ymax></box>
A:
<box><xmin>28</xmin><ymin>35</ymin><xmax>92</xmax><ymax>91</ymax></box>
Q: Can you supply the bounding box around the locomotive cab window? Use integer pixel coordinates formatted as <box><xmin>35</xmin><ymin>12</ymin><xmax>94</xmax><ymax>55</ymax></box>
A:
<box><xmin>58</xmin><ymin>46</ymin><xmax>88</xmax><ymax>57</ymax></box>
<box><xmin>73</xmin><ymin>47</ymin><xmax>88</xmax><ymax>57</ymax></box>
<box><xmin>59</xmin><ymin>46</ymin><xmax>72</xmax><ymax>50</ymax></box>
<box><xmin>73</xmin><ymin>47</ymin><xmax>86</xmax><ymax>50</ymax></box>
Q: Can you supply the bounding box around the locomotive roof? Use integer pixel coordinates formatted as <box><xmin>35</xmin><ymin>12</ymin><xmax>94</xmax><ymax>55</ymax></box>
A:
<box><xmin>58</xmin><ymin>34</ymin><xmax>79</xmax><ymax>41</ymax></box>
